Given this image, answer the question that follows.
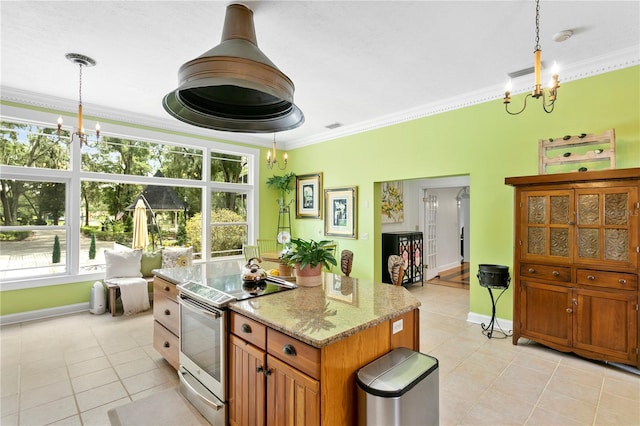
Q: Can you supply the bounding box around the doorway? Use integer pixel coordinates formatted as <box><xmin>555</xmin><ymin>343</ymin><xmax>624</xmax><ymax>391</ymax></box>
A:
<box><xmin>418</xmin><ymin>176</ymin><xmax>470</xmax><ymax>282</ymax></box>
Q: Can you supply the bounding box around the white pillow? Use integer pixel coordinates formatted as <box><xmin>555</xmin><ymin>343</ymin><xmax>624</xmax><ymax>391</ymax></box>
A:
<box><xmin>162</xmin><ymin>246</ymin><xmax>193</xmax><ymax>268</ymax></box>
<box><xmin>104</xmin><ymin>249</ymin><xmax>143</xmax><ymax>279</ymax></box>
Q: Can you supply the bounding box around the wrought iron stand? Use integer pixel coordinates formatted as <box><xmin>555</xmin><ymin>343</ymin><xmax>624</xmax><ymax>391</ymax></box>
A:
<box><xmin>477</xmin><ymin>264</ymin><xmax>513</xmax><ymax>339</ymax></box>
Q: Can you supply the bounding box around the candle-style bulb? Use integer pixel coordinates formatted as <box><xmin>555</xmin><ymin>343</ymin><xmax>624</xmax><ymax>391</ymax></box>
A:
<box><xmin>505</xmin><ymin>80</ymin><xmax>513</xmax><ymax>92</ymax></box>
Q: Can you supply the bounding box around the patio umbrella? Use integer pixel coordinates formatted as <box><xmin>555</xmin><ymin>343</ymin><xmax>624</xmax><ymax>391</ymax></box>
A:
<box><xmin>132</xmin><ymin>199</ymin><xmax>149</xmax><ymax>250</ymax></box>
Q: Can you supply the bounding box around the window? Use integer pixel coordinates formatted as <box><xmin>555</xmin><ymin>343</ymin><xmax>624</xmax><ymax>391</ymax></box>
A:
<box><xmin>0</xmin><ymin>115</ymin><xmax>258</xmax><ymax>288</ymax></box>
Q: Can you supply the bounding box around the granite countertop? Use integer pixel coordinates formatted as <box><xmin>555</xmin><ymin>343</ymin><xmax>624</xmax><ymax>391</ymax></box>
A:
<box><xmin>231</xmin><ymin>274</ymin><xmax>420</xmax><ymax>348</ymax></box>
<box><xmin>153</xmin><ymin>261</ymin><xmax>421</xmax><ymax>348</ymax></box>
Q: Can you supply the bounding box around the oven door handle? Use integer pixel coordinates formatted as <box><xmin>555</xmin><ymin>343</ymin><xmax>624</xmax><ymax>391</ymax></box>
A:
<box><xmin>179</xmin><ymin>296</ymin><xmax>221</xmax><ymax>319</ymax></box>
<box><xmin>178</xmin><ymin>368</ymin><xmax>224</xmax><ymax>411</ymax></box>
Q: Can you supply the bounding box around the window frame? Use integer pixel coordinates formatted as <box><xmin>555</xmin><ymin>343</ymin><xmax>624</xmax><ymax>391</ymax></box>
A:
<box><xmin>0</xmin><ymin>107</ymin><xmax>260</xmax><ymax>291</ymax></box>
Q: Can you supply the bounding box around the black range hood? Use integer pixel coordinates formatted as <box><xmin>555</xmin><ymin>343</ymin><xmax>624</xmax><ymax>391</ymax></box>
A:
<box><xmin>163</xmin><ymin>3</ymin><xmax>304</xmax><ymax>133</ymax></box>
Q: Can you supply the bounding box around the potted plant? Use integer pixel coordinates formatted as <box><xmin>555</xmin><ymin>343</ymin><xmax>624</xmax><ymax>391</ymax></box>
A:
<box><xmin>266</xmin><ymin>172</ymin><xmax>296</xmax><ymax>211</ymax></box>
<box><xmin>280</xmin><ymin>238</ymin><xmax>337</xmax><ymax>287</ymax></box>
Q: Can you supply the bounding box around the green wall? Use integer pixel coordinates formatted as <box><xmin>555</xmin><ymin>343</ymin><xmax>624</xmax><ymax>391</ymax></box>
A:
<box><xmin>265</xmin><ymin>66</ymin><xmax>640</xmax><ymax>321</ymax></box>
<box><xmin>2</xmin><ymin>66</ymin><xmax>638</xmax><ymax>319</ymax></box>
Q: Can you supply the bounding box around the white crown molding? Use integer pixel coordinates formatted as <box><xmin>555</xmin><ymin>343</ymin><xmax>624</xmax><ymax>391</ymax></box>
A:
<box><xmin>0</xmin><ymin>87</ymin><xmax>269</xmax><ymax>147</ymax></box>
<box><xmin>288</xmin><ymin>46</ymin><xmax>639</xmax><ymax>150</ymax></box>
<box><xmin>2</xmin><ymin>46</ymin><xmax>637</xmax><ymax>151</ymax></box>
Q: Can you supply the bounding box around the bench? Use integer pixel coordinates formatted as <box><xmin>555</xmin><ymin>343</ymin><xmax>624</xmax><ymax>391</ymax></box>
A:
<box><xmin>105</xmin><ymin>277</ymin><xmax>154</xmax><ymax>316</ymax></box>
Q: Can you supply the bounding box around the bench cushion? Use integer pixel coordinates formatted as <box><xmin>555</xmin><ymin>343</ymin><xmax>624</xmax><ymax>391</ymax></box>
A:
<box><xmin>141</xmin><ymin>250</ymin><xmax>162</xmax><ymax>277</ymax></box>
<box><xmin>104</xmin><ymin>249</ymin><xmax>143</xmax><ymax>279</ymax></box>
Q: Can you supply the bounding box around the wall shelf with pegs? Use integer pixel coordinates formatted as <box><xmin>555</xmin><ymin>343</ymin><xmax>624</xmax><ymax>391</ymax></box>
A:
<box><xmin>538</xmin><ymin>129</ymin><xmax>615</xmax><ymax>174</ymax></box>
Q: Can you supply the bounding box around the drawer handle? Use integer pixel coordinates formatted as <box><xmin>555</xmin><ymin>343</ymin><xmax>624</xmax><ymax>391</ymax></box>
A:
<box><xmin>587</xmin><ymin>275</ymin><xmax>595</xmax><ymax>280</ymax></box>
<box><xmin>283</xmin><ymin>344</ymin><xmax>297</xmax><ymax>357</ymax></box>
<box><xmin>264</xmin><ymin>368</ymin><xmax>272</xmax><ymax>377</ymax></box>
<box><xmin>164</xmin><ymin>309</ymin><xmax>171</xmax><ymax>316</ymax></box>
<box><xmin>566</xmin><ymin>308</ymin><xmax>573</xmax><ymax>313</ymax></box>
<box><xmin>619</xmin><ymin>279</ymin><xmax>627</xmax><ymax>285</ymax></box>
<box><xmin>163</xmin><ymin>341</ymin><xmax>170</xmax><ymax>348</ymax></box>
<box><xmin>528</xmin><ymin>268</ymin><xmax>535</xmax><ymax>274</ymax></box>
<box><xmin>552</xmin><ymin>271</ymin><xmax>560</xmax><ymax>277</ymax></box>
<box><xmin>241</xmin><ymin>324</ymin><xmax>252</xmax><ymax>334</ymax></box>
<box><xmin>164</xmin><ymin>286</ymin><xmax>171</xmax><ymax>292</ymax></box>
<box><xmin>256</xmin><ymin>366</ymin><xmax>264</xmax><ymax>374</ymax></box>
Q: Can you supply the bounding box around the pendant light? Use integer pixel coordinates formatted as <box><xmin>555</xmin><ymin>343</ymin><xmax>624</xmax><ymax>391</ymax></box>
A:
<box><xmin>163</xmin><ymin>3</ymin><xmax>304</xmax><ymax>133</ymax></box>
<box><xmin>503</xmin><ymin>0</ymin><xmax>560</xmax><ymax>115</ymax></box>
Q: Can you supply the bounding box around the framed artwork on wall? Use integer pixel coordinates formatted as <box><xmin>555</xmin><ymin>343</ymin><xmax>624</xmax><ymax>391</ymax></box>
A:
<box><xmin>324</xmin><ymin>186</ymin><xmax>357</xmax><ymax>239</ymax></box>
<box><xmin>295</xmin><ymin>173</ymin><xmax>323</xmax><ymax>219</ymax></box>
<box><xmin>381</xmin><ymin>181</ymin><xmax>404</xmax><ymax>223</ymax></box>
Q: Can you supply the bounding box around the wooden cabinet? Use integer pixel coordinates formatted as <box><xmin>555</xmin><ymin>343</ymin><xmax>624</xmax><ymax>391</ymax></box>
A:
<box><xmin>228</xmin><ymin>312</ymin><xmax>320</xmax><ymax>426</ymax></box>
<box><xmin>506</xmin><ymin>168</ymin><xmax>640</xmax><ymax>369</ymax></box>
<box><xmin>382</xmin><ymin>232</ymin><xmax>423</xmax><ymax>285</ymax></box>
<box><xmin>228</xmin><ymin>308</ymin><xmax>419</xmax><ymax>425</ymax></box>
<box><xmin>152</xmin><ymin>277</ymin><xmax>180</xmax><ymax>370</ymax></box>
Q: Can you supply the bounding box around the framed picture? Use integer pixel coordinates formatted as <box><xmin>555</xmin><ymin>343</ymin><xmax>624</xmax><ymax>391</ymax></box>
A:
<box><xmin>296</xmin><ymin>173</ymin><xmax>323</xmax><ymax>219</ymax></box>
<box><xmin>324</xmin><ymin>186</ymin><xmax>357</xmax><ymax>239</ymax></box>
<box><xmin>381</xmin><ymin>181</ymin><xmax>404</xmax><ymax>223</ymax></box>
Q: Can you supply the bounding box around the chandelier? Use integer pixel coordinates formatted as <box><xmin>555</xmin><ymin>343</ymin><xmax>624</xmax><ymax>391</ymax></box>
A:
<box><xmin>266</xmin><ymin>134</ymin><xmax>287</xmax><ymax>170</ymax></box>
<box><xmin>57</xmin><ymin>53</ymin><xmax>100</xmax><ymax>146</ymax></box>
<box><xmin>503</xmin><ymin>0</ymin><xmax>560</xmax><ymax>115</ymax></box>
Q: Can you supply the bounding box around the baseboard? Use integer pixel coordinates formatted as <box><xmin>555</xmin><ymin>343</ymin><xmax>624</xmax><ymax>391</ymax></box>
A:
<box><xmin>467</xmin><ymin>311</ymin><xmax>513</xmax><ymax>332</ymax></box>
<box><xmin>438</xmin><ymin>261</ymin><xmax>462</xmax><ymax>273</ymax></box>
<box><xmin>0</xmin><ymin>302</ymin><xmax>89</xmax><ymax>325</ymax></box>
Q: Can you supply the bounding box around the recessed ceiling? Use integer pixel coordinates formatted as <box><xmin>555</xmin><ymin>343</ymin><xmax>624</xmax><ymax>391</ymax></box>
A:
<box><xmin>1</xmin><ymin>1</ymin><xmax>638</xmax><ymax>150</ymax></box>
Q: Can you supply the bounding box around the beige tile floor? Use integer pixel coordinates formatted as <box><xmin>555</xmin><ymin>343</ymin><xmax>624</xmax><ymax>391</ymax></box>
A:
<box><xmin>1</xmin><ymin>283</ymin><xmax>639</xmax><ymax>425</ymax></box>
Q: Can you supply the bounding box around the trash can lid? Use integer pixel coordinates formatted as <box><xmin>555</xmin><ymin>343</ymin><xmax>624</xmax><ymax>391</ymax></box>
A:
<box><xmin>356</xmin><ymin>347</ymin><xmax>438</xmax><ymax>397</ymax></box>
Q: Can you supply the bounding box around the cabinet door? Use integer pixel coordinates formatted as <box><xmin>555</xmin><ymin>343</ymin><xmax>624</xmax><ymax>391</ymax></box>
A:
<box><xmin>229</xmin><ymin>334</ymin><xmax>267</xmax><ymax>426</ymax></box>
<box><xmin>575</xmin><ymin>187</ymin><xmax>638</xmax><ymax>269</ymax></box>
<box><xmin>266</xmin><ymin>354</ymin><xmax>320</xmax><ymax>426</ymax></box>
<box><xmin>573</xmin><ymin>289</ymin><xmax>638</xmax><ymax>364</ymax></box>
<box><xmin>520</xmin><ymin>190</ymin><xmax>574</xmax><ymax>264</ymax></box>
<box><xmin>520</xmin><ymin>281</ymin><xmax>573</xmax><ymax>347</ymax></box>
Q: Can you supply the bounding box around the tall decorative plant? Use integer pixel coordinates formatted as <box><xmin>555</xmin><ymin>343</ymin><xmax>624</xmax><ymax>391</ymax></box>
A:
<box><xmin>266</xmin><ymin>172</ymin><xmax>295</xmax><ymax>211</ymax></box>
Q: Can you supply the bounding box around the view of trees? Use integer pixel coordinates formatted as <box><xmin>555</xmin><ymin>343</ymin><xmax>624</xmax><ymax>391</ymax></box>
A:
<box><xmin>1</xmin><ymin>119</ymin><xmax>253</xmax><ymax>278</ymax></box>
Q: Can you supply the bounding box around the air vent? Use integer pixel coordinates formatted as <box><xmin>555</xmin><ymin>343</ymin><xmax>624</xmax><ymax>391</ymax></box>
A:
<box><xmin>507</xmin><ymin>62</ymin><xmax>546</xmax><ymax>79</ymax></box>
<box><xmin>325</xmin><ymin>122</ymin><xmax>343</xmax><ymax>130</ymax></box>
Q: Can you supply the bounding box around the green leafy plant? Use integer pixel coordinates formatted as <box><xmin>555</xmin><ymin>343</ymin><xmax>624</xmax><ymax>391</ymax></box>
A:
<box><xmin>280</xmin><ymin>238</ymin><xmax>337</xmax><ymax>271</ymax></box>
<box><xmin>266</xmin><ymin>172</ymin><xmax>296</xmax><ymax>207</ymax></box>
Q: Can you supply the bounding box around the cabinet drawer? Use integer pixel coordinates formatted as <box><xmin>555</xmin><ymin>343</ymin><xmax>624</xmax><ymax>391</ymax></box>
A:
<box><xmin>267</xmin><ymin>328</ymin><xmax>320</xmax><ymax>380</ymax></box>
<box><xmin>520</xmin><ymin>264</ymin><xmax>571</xmax><ymax>282</ymax></box>
<box><xmin>576</xmin><ymin>269</ymin><xmax>638</xmax><ymax>290</ymax></box>
<box><xmin>153</xmin><ymin>294</ymin><xmax>179</xmax><ymax>335</ymax></box>
<box><xmin>153</xmin><ymin>321</ymin><xmax>179</xmax><ymax>370</ymax></box>
<box><xmin>230</xmin><ymin>312</ymin><xmax>266</xmax><ymax>350</ymax></box>
<box><xmin>154</xmin><ymin>279</ymin><xmax>179</xmax><ymax>302</ymax></box>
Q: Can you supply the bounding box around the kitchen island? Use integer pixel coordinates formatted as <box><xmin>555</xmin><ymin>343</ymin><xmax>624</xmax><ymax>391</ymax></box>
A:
<box><xmin>153</xmin><ymin>261</ymin><xmax>421</xmax><ymax>425</ymax></box>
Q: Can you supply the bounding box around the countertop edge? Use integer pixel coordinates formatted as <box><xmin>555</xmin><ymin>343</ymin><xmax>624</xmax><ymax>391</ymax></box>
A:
<box><xmin>229</xmin><ymin>301</ymin><xmax>421</xmax><ymax>348</ymax></box>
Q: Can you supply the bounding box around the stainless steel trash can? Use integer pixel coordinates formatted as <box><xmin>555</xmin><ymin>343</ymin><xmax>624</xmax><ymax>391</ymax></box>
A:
<box><xmin>357</xmin><ymin>347</ymin><xmax>439</xmax><ymax>426</ymax></box>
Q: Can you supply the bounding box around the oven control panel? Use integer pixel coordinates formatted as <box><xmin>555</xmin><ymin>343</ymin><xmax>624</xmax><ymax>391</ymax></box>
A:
<box><xmin>178</xmin><ymin>281</ymin><xmax>235</xmax><ymax>308</ymax></box>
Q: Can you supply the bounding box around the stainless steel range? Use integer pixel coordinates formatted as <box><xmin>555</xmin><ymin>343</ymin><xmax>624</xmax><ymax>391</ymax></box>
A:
<box><xmin>176</xmin><ymin>261</ymin><xmax>295</xmax><ymax>425</ymax></box>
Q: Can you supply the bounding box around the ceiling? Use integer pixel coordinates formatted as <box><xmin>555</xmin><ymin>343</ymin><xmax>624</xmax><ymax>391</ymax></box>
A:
<box><xmin>1</xmin><ymin>1</ymin><xmax>638</xmax><ymax>150</ymax></box>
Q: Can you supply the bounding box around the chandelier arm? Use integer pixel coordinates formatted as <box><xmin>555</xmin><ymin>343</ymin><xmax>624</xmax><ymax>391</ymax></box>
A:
<box><xmin>542</xmin><ymin>91</ymin><xmax>556</xmax><ymax>114</ymax></box>
<box><xmin>505</xmin><ymin>94</ymin><xmax>532</xmax><ymax>115</ymax></box>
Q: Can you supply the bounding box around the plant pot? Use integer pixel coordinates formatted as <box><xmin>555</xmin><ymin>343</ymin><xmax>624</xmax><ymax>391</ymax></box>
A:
<box><xmin>279</xmin><ymin>263</ymin><xmax>293</xmax><ymax>277</ymax></box>
<box><xmin>294</xmin><ymin>263</ymin><xmax>323</xmax><ymax>287</ymax></box>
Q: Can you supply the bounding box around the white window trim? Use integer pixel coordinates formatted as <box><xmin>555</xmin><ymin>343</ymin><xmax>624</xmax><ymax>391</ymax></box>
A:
<box><xmin>0</xmin><ymin>106</ymin><xmax>260</xmax><ymax>291</ymax></box>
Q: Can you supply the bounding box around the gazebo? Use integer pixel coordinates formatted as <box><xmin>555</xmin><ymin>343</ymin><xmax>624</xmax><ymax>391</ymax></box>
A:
<box><xmin>126</xmin><ymin>171</ymin><xmax>186</xmax><ymax>247</ymax></box>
